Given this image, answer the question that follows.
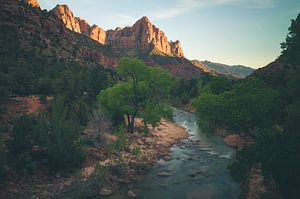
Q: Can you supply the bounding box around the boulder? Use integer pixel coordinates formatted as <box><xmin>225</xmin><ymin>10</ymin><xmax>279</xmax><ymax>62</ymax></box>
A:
<box><xmin>99</xmin><ymin>188</ymin><xmax>113</xmax><ymax>196</ymax></box>
<box><xmin>157</xmin><ymin>172</ymin><xmax>171</xmax><ymax>177</ymax></box>
<box><xmin>127</xmin><ymin>190</ymin><xmax>137</xmax><ymax>198</ymax></box>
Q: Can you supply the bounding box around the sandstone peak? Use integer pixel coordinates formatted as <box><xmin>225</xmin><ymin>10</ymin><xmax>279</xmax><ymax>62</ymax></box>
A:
<box><xmin>76</xmin><ymin>17</ymin><xmax>90</xmax><ymax>34</ymax></box>
<box><xmin>138</xmin><ymin>16</ymin><xmax>151</xmax><ymax>23</ymax></box>
<box><xmin>51</xmin><ymin>7</ymin><xmax>184</xmax><ymax>57</ymax></box>
<box><xmin>24</xmin><ymin>0</ymin><xmax>40</xmax><ymax>8</ymax></box>
<box><xmin>52</xmin><ymin>4</ymin><xmax>81</xmax><ymax>33</ymax></box>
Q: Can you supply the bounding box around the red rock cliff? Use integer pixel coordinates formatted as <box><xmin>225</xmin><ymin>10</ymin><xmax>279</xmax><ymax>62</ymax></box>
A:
<box><xmin>107</xmin><ymin>16</ymin><xmax>184</xmax><ymax>57</ymax></box>
<box><xmin>51</xmin><ymin>5</ymin><xmax>184</xmax><ymax>57</ymax></box>
<box><xmin>24</xmin><ymin>0</ymin><xmax>40</xmax><ymax>8</ymax></box>
<box><xmin>52</xmin><ymin>5</ymin><xmax>81</xmax><ymax>33</ymax></box>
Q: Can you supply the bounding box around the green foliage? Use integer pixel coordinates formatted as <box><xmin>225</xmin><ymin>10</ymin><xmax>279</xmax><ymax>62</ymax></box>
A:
<box><xmin>193</xmin><ymin>91</ymin><xmax>225</xmax><ymax>133</ymax></box>
<box><xmin>142</xmin><ymin>102</ymin><xmax>165</xmax><ymax>128</ymax></box>
<box><xmin>0</xmin><ymin>126</ymin><xmax>6</xmax><ymax>180</ymax></box>
<box><xmin>203</xmin><ymin>76</ymin><xmax>233</xmax><ymax>94</ymax></box>
<box><xmin>0</xmin><ymin>72</ymin><xmax>8</xmax><ymax>108</ymax></box>
<box><xmin>226</xmin><ymin>69</ymin><xmax>300</xmax><ymax>198</ymax></box>
<box><xmin>170</xmin><ymin>73</ymin><xmax>233</xmax><ymax>107</ymax></box>
<box><xmin>39</xmin><ymin>95</ymin><xmax>47</xmax><ymax>104</ymax></box>
<box><xmin>56</xmin><ymin>163</ymin><xmax>108</xmax><ymax>199</ymax></box>
<box><xmin>112</xmin><ymin>125</ymin><xmax>127</xmax><ymax>151</ymax></box>
<box><xmin>287</xmin><ymin>101</ymin><xmax>300</xmax><ymax>132</ymax></box>
<box><xmin>269</xmin><ymin>132</ymin><xmax>300</xmax><ymax>199</ymax></box>
<box><xmin>287</xmin><ymin>72</ymin><xmax>300</xmax><ymax>101</ymax></box>
<box><xmin>42</xmin><ymin>97</ymin><xmax>83</xmax><ymax>173</ymax></box>
<box><xmin>98</xmin><ymin>58</ymin><xmax>174</xmax><ymax>133</ymax></box>
<box><xmin>280</xmin><ymin>13</ymin><xmax>300</xmax><ymax>63</ymax></box>
<box><xmin>92</xmin><ymin>163</ymin><xmax>108</xmax><ymax>183</ymax></box>
<box><xmin>9</xmin><ymin>115</ymin><xmax>42</xmax><ymax>172</ymax></box>
<box><xmin>8</xmin><ymin>97</ymin><xmax>83</xmax><ymax>173</ymax></box>
<box><xmin>229</xmin><ymin>146</ymin><xmax>257</xmax><ymax>182</ymax></box>
<box><xmin>194</xmin><ymin>78</ymin><xmax>282</xmax><ymax>135</ymax></box>
<box><xmin>171</xmin><ymin>78</ymin><xmax>200</xmax><ymax>105</ymax></box>
<box><xmin>131</xmin><ymin>146</ymin><xmax>141</xmax><ymax>157</ymax></box>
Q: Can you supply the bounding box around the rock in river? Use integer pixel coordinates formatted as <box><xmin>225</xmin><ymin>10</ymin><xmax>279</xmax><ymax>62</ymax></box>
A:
<box><xmin>127</xmin><ymin>190</ymin><xmax>137</xmax><ymax>197</ymax></box>
<box><xmin>99</xmin><ymin>188</ymin><xmax>113</xmax><ymax>196</ymax></box>
<box><xmin>157</xmin><ymin>172</ymin><xmax>171</xmax><ymax>177</ymax></box>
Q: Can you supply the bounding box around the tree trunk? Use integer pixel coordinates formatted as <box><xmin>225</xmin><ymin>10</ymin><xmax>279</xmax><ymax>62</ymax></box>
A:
<box><xmin>126</xmin><ymin>114</ymin><xmax>131</xmax><ymax>133</ymax></box>
<box><xmin>129</xmin><ymin>115</ymin><xmax>135</xmax><ymax>133</ymax></box>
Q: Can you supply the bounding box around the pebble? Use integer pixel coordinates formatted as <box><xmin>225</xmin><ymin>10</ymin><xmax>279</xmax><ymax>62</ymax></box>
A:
<box><xmin>127</xmin><ymin>190</ymin><xmax>136</xmax><ymax>198</ymax></box>
<box><xmin>157</xmin><ymin>172</ymin><xmax>171</xmax><ymax>177</ymax></box>
<box><xmin>164</xmin><ymin>156</ymin><xmax>172</xmax><ymax>161</ymax></box>
<box><xmin>99</xmin><ymin>188</ymin><xmax>113</xmax><ymax>196</ymax></box>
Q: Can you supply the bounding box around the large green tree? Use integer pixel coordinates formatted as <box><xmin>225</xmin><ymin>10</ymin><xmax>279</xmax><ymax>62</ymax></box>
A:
<box><xmin>194</xmin><ymin>78</ymin><xmax>282</xmax><ymax>136</ymax></box>
<box><xmin>280</xmin><ymin>13</ymin><xmax>300</xmax><ymax>63</ymax></box>
<box><xmin>98</xmin><ymin>58</ymin><xmax>174</xmax><ymax>133</ymax></box>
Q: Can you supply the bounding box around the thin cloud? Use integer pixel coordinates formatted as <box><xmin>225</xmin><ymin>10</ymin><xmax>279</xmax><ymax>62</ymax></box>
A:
<box><xmin>148</xmin><ymin>0</ymin><xmax>274</xmax><ymax>20</ymax></box>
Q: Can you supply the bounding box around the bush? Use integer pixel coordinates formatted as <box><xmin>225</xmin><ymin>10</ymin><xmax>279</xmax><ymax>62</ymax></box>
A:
<box><xmin>8</xmin><ymin>98</ymin><xmax>84</xmax><ymax>174</ymax></box>
<box><xmin>9</xmin><ymin>115</ymin><xmax>42</xmax><ymax>172</ymax></box>
<box><xmin>44</xmin><ymin>119</ymin><xmax>83</xmax><ymax>173</ymax></box>
<box><xmin>0</xmin><ymin>134</ymin><xmax>6</xmax><ymax>180</ymax></box>
<box><xmin>42</xmin><ymin>97</ymin><xmax>83</xmax><ymax>173</ymax></box>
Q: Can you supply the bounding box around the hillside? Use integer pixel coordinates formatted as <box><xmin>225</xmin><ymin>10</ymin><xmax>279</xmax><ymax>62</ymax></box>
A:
<box><xmin>0</xmin><ymin>0</ymin><xmax>204</xmax><ymax>79</ymax></box>
<box><xmin>192</xmin><ymin>60</ymin><xmax>255</xmax><ymax>78</ymax></box>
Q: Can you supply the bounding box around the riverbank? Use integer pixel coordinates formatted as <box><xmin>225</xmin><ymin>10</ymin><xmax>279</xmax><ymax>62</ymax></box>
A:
<box><xmin>222</xmin><ymin>134</ymin><xmax>271</xmax><ymax>199</ymax></box>
<box><xmin>77</xmin><ymin>118</ymin><xmax>190</xmax><ymax>197</ymax></box>
<box><xmin>107</xmin><ymin>108</ymin><xmax>240</xmax><ymax>198</ymax></box>
<box><xmin>0</xmin><ymin>97</ymin><xmax>189</xmax><ymax>198</ymax></box>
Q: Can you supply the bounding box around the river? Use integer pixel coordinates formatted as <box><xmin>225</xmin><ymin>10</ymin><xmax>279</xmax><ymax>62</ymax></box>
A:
<box><xmin>110</xmin><ymin>108</ymin><xmax>240</xmax><ymax>199</ymax></box>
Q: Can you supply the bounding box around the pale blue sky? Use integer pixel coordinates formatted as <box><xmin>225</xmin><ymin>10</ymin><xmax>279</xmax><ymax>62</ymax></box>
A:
<box><xmin>38</xmin><ymin>0</ymin><xmax>300</xmax><ymax>68</ymax></box>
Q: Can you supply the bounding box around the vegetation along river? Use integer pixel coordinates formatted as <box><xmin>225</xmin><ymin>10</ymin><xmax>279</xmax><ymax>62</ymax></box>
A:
<box><xmin>110</xmin><ymin>108</ymin><xmax>240</xmax><ymax>199</ymax></box>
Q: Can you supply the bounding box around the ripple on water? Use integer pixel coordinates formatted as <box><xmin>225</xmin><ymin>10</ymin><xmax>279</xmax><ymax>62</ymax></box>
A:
<box><xmin>111</xmin><ymin>108</ymin><xmax>240</xmax><ymax>199</ymax></box>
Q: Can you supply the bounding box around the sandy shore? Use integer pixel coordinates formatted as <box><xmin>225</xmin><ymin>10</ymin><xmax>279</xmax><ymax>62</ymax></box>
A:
<box><xmin>81</xmin><ymin>118</ymin><xmax>189</xmax><ymax>179</ymax></box>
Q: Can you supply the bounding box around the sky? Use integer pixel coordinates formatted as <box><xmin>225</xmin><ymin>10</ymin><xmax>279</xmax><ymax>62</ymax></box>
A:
<box><xmin>38</xmin><ymin>0</ymin><xmax>300</xmax><ymax>68</ymax></box>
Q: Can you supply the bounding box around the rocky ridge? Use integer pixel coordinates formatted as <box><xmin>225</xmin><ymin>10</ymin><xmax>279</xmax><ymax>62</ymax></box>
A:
<box><xmin>1</xmin><ymin>0</ymin><xmax>204</xmax><ymax>79</ymax></box>
<box><xmin>192</xmin><ymin>60</ymin><xmax>254</xmax><ymax>78</ymax></box>
<box><xmin>24</xmin><ymin>0</ymin><xmax>40</xmax><ymax>8</ymax></box>
<box><xmin>52</xmin><ymin>5</ymin><xmax>184</xmax><ymax>57</ymax></box>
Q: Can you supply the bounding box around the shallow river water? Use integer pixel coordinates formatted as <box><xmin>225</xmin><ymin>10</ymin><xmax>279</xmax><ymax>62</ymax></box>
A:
<box><xmin>110</xmin><ymin>108</ymin><xmax>240</xmax><ymax>199</ymax></box>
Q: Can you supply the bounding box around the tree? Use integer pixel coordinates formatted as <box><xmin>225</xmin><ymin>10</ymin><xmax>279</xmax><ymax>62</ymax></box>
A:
<box><xmin>0</xmin><ymin>125</ymin><xmax>6</xmax><ymax>179</ymax></box>
<box><xmin>8</xmin><ymin>114</ymin><xmax>43</xmax><ymax>172</ymax></box>
<box><xmin>88</xmin><ymin>104</ymin><xmax>111</xmax><ymax>144</ymax></box>
<box><xmin>194</xmin><ymin>78</ymin><xmax>283</xmax><ymax>136</ymax></box>
<box><xmin>98</xmin><ymin>58</ymin><xmax>174</xmax><ymax>133</ymax></box>
<box><xmin>280</xmin><ymin>13</ymin><xmax>300</xmax><ymax>63</ymax></box>
<box><xmin>42</xmin><ymin>96</ymin><xmax>83</xmax><ymax>173</ymax></box>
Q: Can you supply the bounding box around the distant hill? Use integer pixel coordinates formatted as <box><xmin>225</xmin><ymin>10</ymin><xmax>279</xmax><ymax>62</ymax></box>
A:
<box><xmin>192</xmin><ymin>60</ymin><xmax>255</xmax><ymax>78</ymax></box>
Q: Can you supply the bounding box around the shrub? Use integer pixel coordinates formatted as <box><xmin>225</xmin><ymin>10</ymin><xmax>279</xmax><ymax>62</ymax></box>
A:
<box><xmin>8</xmin><ymin>115</ymin><xmax>42</xmax><ymax>172</ymax></box>
<box><xmin>42</xmin><ymin>97</ymin><xmax>83</xmax><ymax>173</ymax></box>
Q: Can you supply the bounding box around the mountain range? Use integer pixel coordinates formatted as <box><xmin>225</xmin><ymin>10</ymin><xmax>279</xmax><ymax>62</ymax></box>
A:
<box><xmin>1</xmin><ymin>0</ymin><xmax>254</xmax><ymax>79</ymax></box>
<box><xmin>192</xmin><ymin>60</ymin><xmax>254</xmax><ymax>78</ymax></box>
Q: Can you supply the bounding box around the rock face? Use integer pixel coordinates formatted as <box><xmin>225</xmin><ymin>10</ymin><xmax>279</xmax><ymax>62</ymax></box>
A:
<box><xmin>1</xmin><ymin>0</ymin><xmax>118</xmax><ymax>68</ymax></box>
<box><xmin>52</xmin><ymin>5</ymin><xmax>81</xmax><ymax>33</ymax></box>
<box><xmin>1</xmin><ymin>0</ymin><xmax>204</xmax><ymax>79</ymax></box>
<box><xmin>89</xmin><ymin>25</ymin><xmax>106</xmax><ymax>45</ymax></box>
<box><xmin>106</xmin><ymin>16</ymin><xmax>184</xmax><ymax>57</ymax></box>
<box><xmin>76</xmin><ymin>17</ymin><xmax>90</xmax><ymax>34</ymax></box>
<box><xmin>51</xmin><ymin>5</ymin><xmax>184</xmax><ymax>57</ymax></box>
<box><xmin>24</xmin><ymin>0</ymin><xmax>40</xmax><ymax>8</ymax></box>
